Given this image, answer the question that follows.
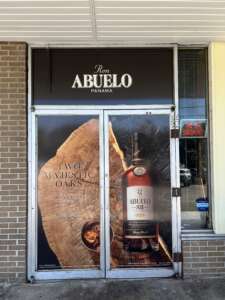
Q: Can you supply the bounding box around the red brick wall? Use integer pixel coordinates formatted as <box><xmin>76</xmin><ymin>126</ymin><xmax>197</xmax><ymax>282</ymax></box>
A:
<box><xmin>182</xmin><ymin>240</ymin><xmax>225</xmax><ymax>277</ymax></box>
<box><xmin>0</xmin><ymin>42</ymin><xmax>27</xmax><ymax>281</ymax></box>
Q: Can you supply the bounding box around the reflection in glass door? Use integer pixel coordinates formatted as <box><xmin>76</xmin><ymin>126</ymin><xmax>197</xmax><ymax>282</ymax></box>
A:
<box><xmin>104</xmin><ymin>110</ymin><xmax>177</xmax><ymax>278</ymax></box>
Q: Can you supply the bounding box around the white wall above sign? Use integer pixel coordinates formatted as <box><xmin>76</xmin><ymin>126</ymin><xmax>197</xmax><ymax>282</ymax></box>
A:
<box><xmin>0</xmin><ymin>1</ymin><xmax>225</xmax><ymax>44</ymax></box>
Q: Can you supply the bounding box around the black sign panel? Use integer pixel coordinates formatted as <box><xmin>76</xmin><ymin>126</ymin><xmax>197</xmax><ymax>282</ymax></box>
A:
<box><xmin>32</xmin><ymin>48</ymin><xmax>173</xmax><ymax>105</ymax></box>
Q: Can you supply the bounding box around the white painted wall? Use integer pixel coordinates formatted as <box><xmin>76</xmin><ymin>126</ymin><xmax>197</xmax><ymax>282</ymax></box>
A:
<box><xmin>209</xmin><ymin>42</ymin><xmax>225</xmax><ymax>234</ymax></box>
<box><xmin>0</xmin><ymin>1</ymin><xmax>225</xmax><ymax>43</ymax></box>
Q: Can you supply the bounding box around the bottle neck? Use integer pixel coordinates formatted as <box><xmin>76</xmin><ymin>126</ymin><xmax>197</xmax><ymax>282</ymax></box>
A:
<box><xmin>132</xmin><ymin>158</ymin><xmax>144</xmax><ymax>166</ymax></box>
<box><xmin>132</xmin><ymin>132</ymin><xmax>144</xmax><ymax>165</ymax></box>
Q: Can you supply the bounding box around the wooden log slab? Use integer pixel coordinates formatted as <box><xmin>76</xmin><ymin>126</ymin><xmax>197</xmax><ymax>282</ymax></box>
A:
<box><xmin>38</xmin><ymin>118</ymin><xmax>126</xmax><ymax>269</ymax></box>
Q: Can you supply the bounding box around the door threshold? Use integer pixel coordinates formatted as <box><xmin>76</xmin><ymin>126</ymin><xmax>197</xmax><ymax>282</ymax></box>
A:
<box><xmin>30</xmin><ymin>267</ymin><xmax>175</xmax><ymax>282</ymax></box>
<box><xmin>106</xmin><ymin>267</ymin><xmax>175</xmax><ymax>279</ymax></box>
<box><xmin>30</xmin><ymin>270</ymin><xmax>104</xmax><ymax>281</ymax></box>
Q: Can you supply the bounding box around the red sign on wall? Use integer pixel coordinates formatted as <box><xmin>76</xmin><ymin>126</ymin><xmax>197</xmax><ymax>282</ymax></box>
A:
<box><xmin>180</xmin><ymin>119</ymin><xmax>207</xmax><ymax>138</ymax></box>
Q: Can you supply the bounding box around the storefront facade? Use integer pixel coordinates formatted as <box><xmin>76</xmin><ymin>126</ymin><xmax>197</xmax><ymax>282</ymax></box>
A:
<box><xmin>0</xmin><ymin>1</ymin><xmax>225</xmax><ymax>283</ymax></box>
<box><xmin>28</xmin><ymin>47</ymin><xmax>181</xmax><ymax>280</ymax></box>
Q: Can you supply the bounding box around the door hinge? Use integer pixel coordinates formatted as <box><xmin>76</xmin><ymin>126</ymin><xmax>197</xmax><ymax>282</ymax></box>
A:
<box><xmin>172</xmin><ymin>187</ymin><xmax>181</xmax><ymax>197</ymax></box>
<box><xmin>173</xmin><ymin>252</ymin><xmax>183</xmax><ymax>263</ymax></box>
<box><xmin>171</xmin><ymin>128</ymin><xmax>179</xmax><ymax>138</ymax></box>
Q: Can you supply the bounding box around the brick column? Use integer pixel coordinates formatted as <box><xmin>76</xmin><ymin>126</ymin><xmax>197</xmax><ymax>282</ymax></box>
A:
<box><xmin>0</xmin><ymin>42</ymin><xmax>27</xmax><ymax>282</ymax></box>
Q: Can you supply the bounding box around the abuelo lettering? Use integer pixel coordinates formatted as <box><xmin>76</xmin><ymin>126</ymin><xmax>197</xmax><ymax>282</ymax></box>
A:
<box><xmin>71</xmin><ymin>73</ymin><xmax>133</xmax><ymax>89</ymax></box>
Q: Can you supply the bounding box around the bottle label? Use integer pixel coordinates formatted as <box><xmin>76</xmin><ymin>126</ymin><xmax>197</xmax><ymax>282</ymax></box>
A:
<box><xmin>127</xmin><ymin>186</ymin><xmax>153</xmax><ymax>221</ymax></box>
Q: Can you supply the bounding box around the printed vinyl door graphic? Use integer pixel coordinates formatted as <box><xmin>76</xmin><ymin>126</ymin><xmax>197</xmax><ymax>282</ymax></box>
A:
<box><xmin>107</xmin><ymin>113</ymin><xmax>172</xmax><ymax>269</ymax></box>
<box><xmin>38</xmin><ymin>115</ymin><xmax>101</xmax><ymax>269</ymax></box>
<box><xmin>37</xmin><ymin>113</ymin><xmax>172</xmax><ymax>271</ymax></box>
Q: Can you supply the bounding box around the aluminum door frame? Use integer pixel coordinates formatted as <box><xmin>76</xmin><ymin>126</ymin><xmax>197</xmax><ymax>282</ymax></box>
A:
<box><xmin>103</xmin><ymin>108</ymin><xmax>181</xmax><ymax>278</ymax></box>
<box><xmin>28</xmin><ymin>107</ymin><xmax>181</xmax><ymax>281</ymax></box>
<box><xmin>27</xmin><ymin>109</ymin><xmax>106</xmax><ymax>281</ymax></box>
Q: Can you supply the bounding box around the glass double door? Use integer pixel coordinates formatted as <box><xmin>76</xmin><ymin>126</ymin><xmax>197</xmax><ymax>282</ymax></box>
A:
<box><xmin>34</xmin><ymin>108</ymin><xmax>180</xmax><ymax>280</ymax></box>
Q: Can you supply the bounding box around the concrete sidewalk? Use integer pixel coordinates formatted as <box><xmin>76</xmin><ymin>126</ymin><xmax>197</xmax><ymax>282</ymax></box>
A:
<box><xmin>1</xmin><ymin>277</ymin><xmax>225</xmax><ymax>300</ymax></box>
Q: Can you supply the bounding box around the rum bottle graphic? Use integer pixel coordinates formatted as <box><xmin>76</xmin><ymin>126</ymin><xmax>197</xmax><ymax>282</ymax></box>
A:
<box><xmin>123</xmin><ymin>132</ymin><xmax>154</xmax><ymax>251</ymax></box>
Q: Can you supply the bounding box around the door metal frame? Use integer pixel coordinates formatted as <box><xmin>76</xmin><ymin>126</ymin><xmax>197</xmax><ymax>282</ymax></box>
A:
<box><xmin>104</xmin><ymin>109</ymin><xmax>179</xmax><ymax>278</ymax></box>
<box><xmin>28</xmin><ymin>109</ymin><xmax>105</xmax><ymax>281</ymax></box>
<box><xmin>28</xmin><ymin>107</ymin><xmax>181</xmax><ymax>281</ymax></box>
